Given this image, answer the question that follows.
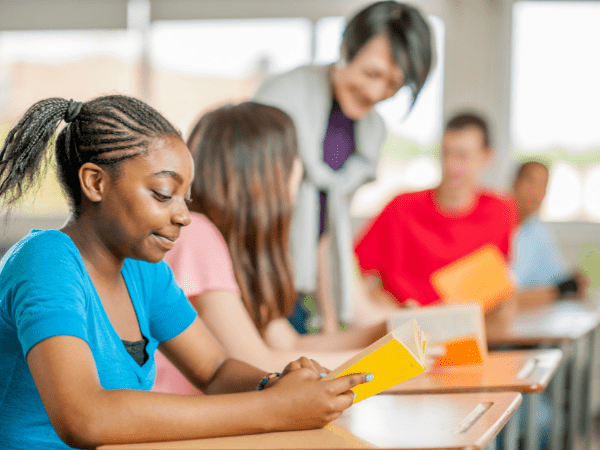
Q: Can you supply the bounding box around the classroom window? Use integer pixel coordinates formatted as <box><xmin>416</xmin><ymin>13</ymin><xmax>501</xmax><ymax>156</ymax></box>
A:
<box><xmin>0</xmin><ymin>29</ymin><xmax>141</xmax><ymax>217</ymax></box>
<box><xmin>510</xmin><ymin>1</ymin><xmax>600</xmax><ymax>222</ymax></box>
<box><xmin>313</xmin><ymin>16</ymin><xmax>345</xmax><ymax>65</ymax></box>
<box><xmin>149</xmin><ymin>18</ymin><xmax>312</xmax><ymax>134</ymax></box>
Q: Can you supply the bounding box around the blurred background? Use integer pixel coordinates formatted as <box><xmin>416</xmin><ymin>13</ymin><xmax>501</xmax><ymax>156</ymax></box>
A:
<box><xmin>0</xmin><ymin>0</ymin><xmax>599</xmax><ymax>284</ymax></box>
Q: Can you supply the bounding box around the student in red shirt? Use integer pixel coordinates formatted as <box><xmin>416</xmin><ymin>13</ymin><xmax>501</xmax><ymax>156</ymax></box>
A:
<box><xmin>354</xmin><ymin>113</ymin><xmax>518</xmax><ymax>308</ymax></box>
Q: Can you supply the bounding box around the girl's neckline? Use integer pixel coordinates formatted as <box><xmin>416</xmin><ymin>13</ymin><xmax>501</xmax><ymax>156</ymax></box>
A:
<box><xmin>36</xmin><ymin>229</ymin><xmax>154</xmax><ymax>374</ymax></box>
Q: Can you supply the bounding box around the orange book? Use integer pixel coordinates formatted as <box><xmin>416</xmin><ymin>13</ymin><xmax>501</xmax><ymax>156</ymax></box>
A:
<box><xmin>434</xmin><ymin>335</ymin><xmax>484</xmax><ymax>366</ymax></box>
<box><xmin>388</xmin><ymin>304</ymin><xmax>487</xmax><ymax>367</ymax></box>
<box><xmin>430</xmin><ymin>244</ymin><xmax>514</xmax><ymax>313</ymax></box>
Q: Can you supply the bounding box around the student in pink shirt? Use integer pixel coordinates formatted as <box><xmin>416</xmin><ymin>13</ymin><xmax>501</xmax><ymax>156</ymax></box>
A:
<box><xmin>154</xmin><ymin>102</ymin><xmax>400</xmax><ymax>395</ymax></box>
<box><xmin>152</xmin><ymin>214</ymin><xmax>241</xmax><ymax>394</ymax></box>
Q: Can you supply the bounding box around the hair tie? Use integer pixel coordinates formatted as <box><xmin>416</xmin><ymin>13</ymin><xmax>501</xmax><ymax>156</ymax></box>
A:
<box><xmin>64</xmin><ymin>99</ymin><xmax>83</xmax><ymax>123</ymax></box>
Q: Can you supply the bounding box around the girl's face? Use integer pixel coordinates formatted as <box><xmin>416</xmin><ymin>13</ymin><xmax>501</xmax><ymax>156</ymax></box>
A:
<box><xmin>97</xmin><ymin>136</ymin><xmax>194</xmax><ymax>263</ymax></box>
<box><xmin>332</xmin><ymin>33</ymin><xmax>405</xmax><ymax>120</ymax></box>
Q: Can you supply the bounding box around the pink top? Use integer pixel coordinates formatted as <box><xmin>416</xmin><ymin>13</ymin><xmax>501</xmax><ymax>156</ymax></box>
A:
<box><xmin>152</xmin><ymin>212</ymin><xmax>240</xmax><ymax>395</ymax></box>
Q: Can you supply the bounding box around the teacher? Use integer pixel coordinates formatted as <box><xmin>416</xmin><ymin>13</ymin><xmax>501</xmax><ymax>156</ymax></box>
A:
<box><xmin>254</xmin><ymin>1</ymin><xmax>433</xmax><ymax>329</ymax></box>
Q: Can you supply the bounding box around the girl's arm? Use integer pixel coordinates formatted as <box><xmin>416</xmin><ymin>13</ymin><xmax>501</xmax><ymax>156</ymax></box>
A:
<box><xmin>513</xmin><ymin>286</ymin><xmax>559</xmax><ymax>309</ymax></box>
<box><xmin>27</xmin><ymin>317</ymin><xmax>367</xmax><ymax>449</ymax></box>
<box><xmin>157</xmin><ymin>316</ymin><xmax>267</xmax><ymax>394</ymax></box>
<box><xmin>195</xmin><ymin>289</ymin><xmax>377</xmax><ymax>372</ymax></box>
<box><xmin>283</xmin><ymin>319</ymin><xmax>387</xmax><ymax>352</ymax></box>
<box><xmin>350</xmin><ymin>263</ymin><xmax>407</xmax><ymax>327</ymax></box>
<box><xmin>316</xmin><ymin>234</ymin><xmax>397</xmax><ymax>331</ymax></box>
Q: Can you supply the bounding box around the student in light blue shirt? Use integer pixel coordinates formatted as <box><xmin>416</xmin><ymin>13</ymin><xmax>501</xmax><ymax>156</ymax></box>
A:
<box><xmin>511</xmin><ymin>161</ymin><xmax>587</xmax><ymax>305</ymax></box>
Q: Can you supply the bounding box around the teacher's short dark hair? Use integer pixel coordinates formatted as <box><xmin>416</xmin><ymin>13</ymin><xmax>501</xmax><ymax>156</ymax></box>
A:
<box><xmin>342</xmin><ymin>1</ymin><xmax>433</xmax><ymax>105</ymax></box>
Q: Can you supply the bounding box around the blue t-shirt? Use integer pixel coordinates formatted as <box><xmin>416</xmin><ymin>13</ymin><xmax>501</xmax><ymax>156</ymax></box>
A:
<box><xmin>0</xmin><ymin>230</ymin><xmax>197</xmax><ymax>450</ymax></box>
<box><xmin>512</xmin><ymin>217</ymin><xmax>569</xmax><ymax>288</ymax></box>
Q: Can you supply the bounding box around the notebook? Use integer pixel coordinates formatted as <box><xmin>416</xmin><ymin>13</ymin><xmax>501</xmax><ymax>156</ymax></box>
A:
<box><xmin>323</xmin><ymin>319</ymin><xmax>426</xmax><ymax>403</ymax></box>
<box><xmin>430</xmin><ymin>244</ymin><xmax>514</xmax><ymax>313</ymax></box>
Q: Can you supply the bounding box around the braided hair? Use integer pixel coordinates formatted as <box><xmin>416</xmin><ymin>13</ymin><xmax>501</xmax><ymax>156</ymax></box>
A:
<box><xmin>0</xmin><ymin>95</ymin><xmax>180</xmax><ymax>217</ymax></box>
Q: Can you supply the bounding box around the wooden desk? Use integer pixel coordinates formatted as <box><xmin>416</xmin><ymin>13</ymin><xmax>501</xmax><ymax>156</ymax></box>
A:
<box><xmin>487</xmin><ymin>301</ymin><xmax>599</xmax><ymax>347</ymax></box>
<box><xmin>386</xmin><ymin>349</ymin><xmax>562</xmax><ymax>395</ymax></box>
<box><xmin>98</xmin><ymin>392</ymin><xmax>522</xmax><ymax>450</ymax></box>
<box><xmin>383</xmin><ymin>349</ymin><xmax>562</xmax><ymax>450</ymax></box>
<box><xmin>486</xmin><ymin>301</ymin><xmax>600</xmax><ymax>450</ymax></box>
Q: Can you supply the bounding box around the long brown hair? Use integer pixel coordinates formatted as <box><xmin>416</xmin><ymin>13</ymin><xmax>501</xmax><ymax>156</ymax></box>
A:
<box><xmin>188</xmin><ymin>102</ymin><xmax>298</xmax><ymax>331</ymax></box>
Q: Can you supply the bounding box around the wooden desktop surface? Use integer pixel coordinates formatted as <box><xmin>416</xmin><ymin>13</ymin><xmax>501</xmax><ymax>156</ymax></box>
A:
<box><xmin>386</xmin><ymin>349</ymin><xmax>562</xmax><ymax>395</ymax></box>
<box><xmin>98</xmin><ymin>392</ymin><xmax>522</xmax><ymax>450</ymax></box>
<box><xmin>487</xmin><ymin>301</ymin><xmax>600</xmax><ymax>347</ymax></box>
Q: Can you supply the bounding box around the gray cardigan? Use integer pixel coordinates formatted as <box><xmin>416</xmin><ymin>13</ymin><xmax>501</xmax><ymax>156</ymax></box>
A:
<box><xmin>254</xmin><ymin>65</ymin><xmax>387</xmax><ymax>321</ymax></box>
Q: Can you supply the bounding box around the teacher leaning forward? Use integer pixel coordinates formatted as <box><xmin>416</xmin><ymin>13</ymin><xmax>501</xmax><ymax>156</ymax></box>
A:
<box><xmin>254</xmin><ymin>1</ymin><xmax>434</xmax><ymax>329</ymax></box>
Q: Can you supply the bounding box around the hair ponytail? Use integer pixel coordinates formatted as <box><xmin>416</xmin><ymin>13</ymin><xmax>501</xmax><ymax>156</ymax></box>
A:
<box><xmin>0</xmin><ymin>94</ymin><xmax>180</xmax><ymax>218</ymax></box>
<box><xmin>0</xmin><ymin>98</ymin><xmax>70</xmax><ymax>210</ymax></box>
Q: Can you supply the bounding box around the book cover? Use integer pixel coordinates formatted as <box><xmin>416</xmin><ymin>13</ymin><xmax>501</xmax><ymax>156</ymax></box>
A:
<box><xmin>434</xmin><ymin>335</ymin><xmax>484</xmax><ymax>366</ymax></box>
<box><xmin>430</xmin><ymin>244</ymin><xmax>514</xmax><ymax>313</ymax></box>
<box><xmin>323</xmin><ymin>319</ymin><xmax>426</xmax><ymax>403</ymax></box>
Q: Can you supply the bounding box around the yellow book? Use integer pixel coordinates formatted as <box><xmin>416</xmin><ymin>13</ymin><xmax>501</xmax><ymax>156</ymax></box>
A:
<box><xmin>323</xmin><ymin>319</ymin><xmax>426</xmax><ymax>403</ymax></box>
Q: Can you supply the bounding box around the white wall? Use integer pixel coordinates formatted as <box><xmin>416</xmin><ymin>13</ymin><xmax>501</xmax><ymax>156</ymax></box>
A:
<box><xmin>441</xmin><ymin>0</ymin><xmax>515</xmax><ymax>191</ymax></box>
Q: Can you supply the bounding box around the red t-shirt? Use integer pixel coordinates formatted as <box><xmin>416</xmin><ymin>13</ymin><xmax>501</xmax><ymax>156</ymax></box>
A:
<box><xmin>354</xmin><ymin>189</ymin><xmax>518</xmax><ymax>306</ymax></box>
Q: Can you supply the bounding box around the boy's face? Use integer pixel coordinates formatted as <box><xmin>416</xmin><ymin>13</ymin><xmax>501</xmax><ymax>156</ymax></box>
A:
<box><xmin>513</xmin><ymin>163</ymin><xmax>549</xmax><ymax>218</ymax></box>
<box><xmin>440</xmin><ymin>126</ymin><xmax>491</xmax><ymax>192</ymax></box>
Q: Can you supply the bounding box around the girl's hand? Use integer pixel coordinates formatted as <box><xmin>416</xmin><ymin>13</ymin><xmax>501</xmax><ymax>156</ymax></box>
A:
<box><xmin>265</xmin><ymin>368</ymin><xmax>370</xmax><ymax>430</ymax></box>
<box><xmin>264</xmin><ymin>357</ymin><xmax>330</xmax><ymax>389</ymax></box>
<box><xmin>402</xmin><ymin>298</ymin><xmax>421</xmax><ymax>308</ymax></box>
<box><xmin>280</xmin><ymin>356</ymin><xmax>329</xmax><ymax>378</ymax></box>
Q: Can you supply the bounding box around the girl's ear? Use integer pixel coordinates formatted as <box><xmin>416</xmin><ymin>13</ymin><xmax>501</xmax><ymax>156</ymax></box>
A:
<box><xmin>79</xmin><ymin>162</ymin><xmax>107</xmax><ymax>203</ymax></box>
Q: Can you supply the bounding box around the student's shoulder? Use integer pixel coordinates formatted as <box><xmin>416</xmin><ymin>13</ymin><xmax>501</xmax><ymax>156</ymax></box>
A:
<box><xmin>159</xmin><ymin>212</ymin><xmax>232</xmax><ymax>281</ymax></box>
<box><xmin>1</xmin><ymin>229</ymin><xmax>79</xmax><ymax>268</ymax></box>
<box><xmin>15</xmin><ymin>228</ymin><xmax>73</xmax><ymax>248</ymax></box>
<box><xmin>521</xmin><ymin>216</ymin><xmax>553</xmax><ymax>239</ymax></box>
<box><xmin>0</xmin><ymin>230</ymin><xmax>85</xmax><ymax>290</ymax></box>
<box><xmin>175</xmin><ymin>212</ymin><xmax>228</xmax><ymax>253</ymax></box>
<box><xmin>258</xmin><ymin>65</ymin><xmax>328</xmax><ymax>92</ymax></box>
<box><xmin>254</xmin><ymin>65</ymin><xmax>329</xmax><ymax>108</ymax></box>
<box><xmin>479</xmin><ymin>190</ymin><xmax>518</xmax><ymax>213</ymax></box>
<box><xmin>385</xmin><ymin>189</ymin><xmax>432</xmax><ymax>212</ymax></box>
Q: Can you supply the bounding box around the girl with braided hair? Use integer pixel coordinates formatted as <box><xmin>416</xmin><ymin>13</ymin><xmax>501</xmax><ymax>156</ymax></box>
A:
<box><xmin>0</xmin><ymin>95</ymin><xmax>370</xmax><ymax>450</ymax></box>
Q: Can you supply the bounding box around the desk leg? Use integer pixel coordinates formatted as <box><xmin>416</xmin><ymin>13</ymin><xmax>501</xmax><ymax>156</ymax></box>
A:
<box><xmin>582</xmin><ymin>329</ymin><xmax>596</xmax><ymax>449</ymax></box>
<box><xmin>568</xmin><ymin>337</ymin><xmax>587</xmax><ymax>450</ymax></box>
<box><xmin>500</xmin><ymin>406</ymin><xmax>520</xmax><ymax>450</ymax></box>
<box><xmin>592</xmin><ymin>325</ymin><xmax>600</xmax><ymax>418</ymax></box>
<box><xmin>550</xmin><ymin>341</ymin><xmax>570</xmax><ymax>450</ymax></box>
<box><xmin>524</xmin><ymin>393</ymin><xmax>539</xmax><ymax>450</ymax></box>
<box><xmin>487</xmin><ymin>435</ymin><xmax>498</xmax><ymax>450</ymax></box>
